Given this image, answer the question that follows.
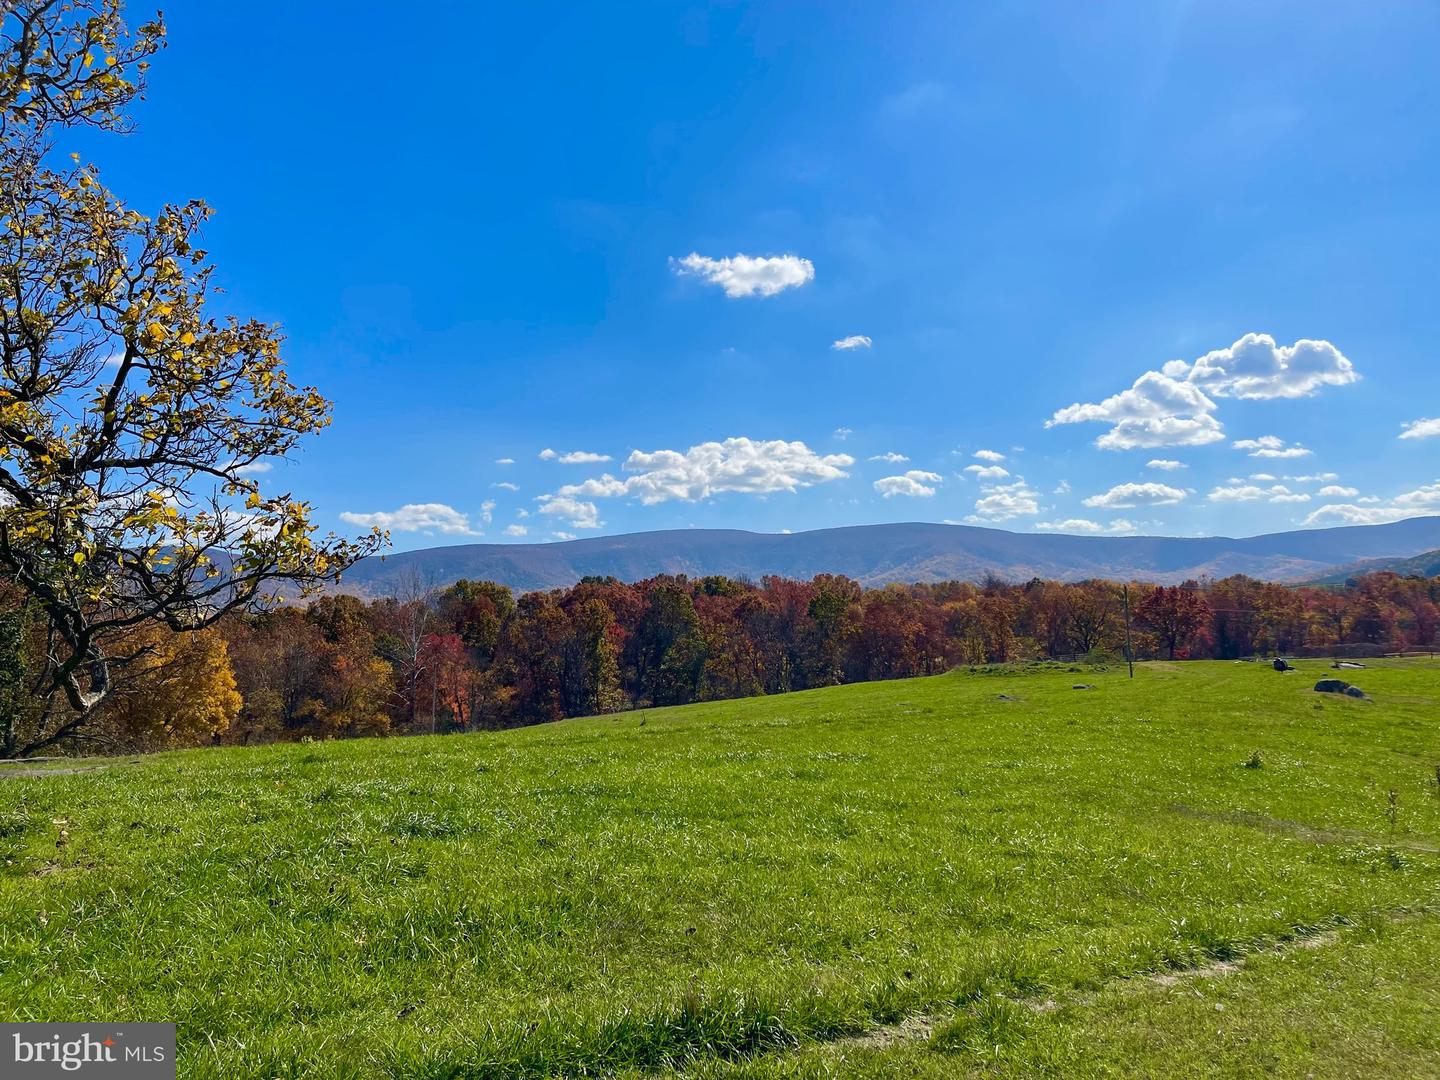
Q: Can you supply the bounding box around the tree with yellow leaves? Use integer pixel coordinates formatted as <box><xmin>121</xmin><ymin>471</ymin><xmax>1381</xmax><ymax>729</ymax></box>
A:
<box><xmin>0</xmin><ymin>2</ymin><xmax>381</xmax><ymax>755</ymax></box>
<box><xmin>93</xmin><ymin>622</ymin><xmax>240</xmax><ymax>750</ymax></box>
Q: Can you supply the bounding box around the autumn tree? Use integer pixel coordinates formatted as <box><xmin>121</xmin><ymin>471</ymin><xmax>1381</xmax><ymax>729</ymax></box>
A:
<box><xmin>1134</xmin><ymin>584</ymin><xmax>1211</xmax><ymax>660</ymax></box>
<box><xmin>93</xmin><ymin>623</ymin><xmax>240</xmax><ymax>749</ymax></box>
<box><xmin>0</xmin><ymin>2</ymin><xmax>379</xmax><ymax>754</ymax></box>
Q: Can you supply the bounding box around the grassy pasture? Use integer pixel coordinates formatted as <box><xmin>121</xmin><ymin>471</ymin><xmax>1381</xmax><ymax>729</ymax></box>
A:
<box><xmin>1</xmin><ymin>659</ymin><xmax>1437</xmax><ymax>1078</ymax></box>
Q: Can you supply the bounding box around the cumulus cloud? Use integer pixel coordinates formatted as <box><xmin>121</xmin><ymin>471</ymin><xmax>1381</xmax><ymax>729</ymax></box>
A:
<box><xmin>495</xmin><ymin>457</ymin><xmax>515</xmax><ymax>465</ymax></box>
<box><xmin>1047</xmin><ymin>370</ymin><xmax>1224</xmax><ymax>450</ymax></box>
<box><xmin>969</xmin><ymin>479</ymin><xmax>1041</xmax><ymax>522</ymax></box>
<box><xmin>1082</xmin><ymin>482</ymin><xmax>1187</xmax><ymax>509</ymax></box>
<box><xmin>1285</xmin><ymin>472</ymin><xmax>1339</xmax><ymax>483</ymax></box>
<box><xmin>1146</xmin><ymin>459</ymin><xmax>1186</xmax><ymax>471</ymax></box>
<box><xmin>1318</xmin><ymin>485</ymin><xmax>1359</xmax><ymax>497</ymax></box>
<box><xmin>339</xmin><ymin>503</ymin><xmax>481</xmax><ymax>535</ymax></box>
<box><xmin>1207</xmin><ymin>483</ymin><xmax>1308</xmax><ymax>504</ymax></box>
<box><xmin>832</xmin><ymin>335</ymin><xmax>873</xmax><ymax>351</ymax></box>
<box><xmin>479</xmin><ymin>500</ymin><xmax>496</xmax><ymax>524</ymax></box>
<box><xmin>1400</xmin><ymin>417</ymin><xmax>1440</xmax><ymax>440</ymax></box>
<box><xmin>1232</xmin><ymin>435</ymin><xmax>1312</xmax><ymax>459</ymax></box>
<box><xmin>963</xmin><ymin>464</ymin><xmax>1010</xmax><ymax>479</ymax></box>
<box><xmin>973</xmin><ymin>449</ymin><xmax>1006</xmax><ymax>462</ymax></box>
<box><xmin>234</xmin><ymin>461</ymin><xmax>273</xmax><ymax>476</ymax></box>
<box><xmin>869</xmin><ymin>452</ymin><xmax>909</xmax><ymax>463</ymax></box>
<box><xmin>1177</xmin><ymin>333</ymin><xmax>1359</xmax><ymax>399</ymax></box>
<box><xmin>492</xmin><ymin>481</ymin><xmax>520</xmax><ymax>492</ymax></box>
<box><xmin>672</xmin><ymin>252</ymin><xmax>815</xmax><ymax>298</ymax></box>
<box><xmin>1303</xmin><ymin>481</ymin><xmax>1440</xmax><ymax>526</ymax></box>
<box><xmin>874</xmin><ymin>470</ymin><xmax>942</xmax><ymax>498</ymax></box>
<box><xmin>833</xmin><ymin>427</ymin><xmax>853</xmax><ymax>440</ymax></box>
<box><xmin>535</xmin><ymin>495</ymin><xmax>603</xmax><ymax>530</ymax></box>
<box><xmin>538</xmin><ymin>448</ymin><xmax>557</xmax><ymax>460</ymax></box>
<box><xmin>1046</xmin><ymin>334</ymin><xmax>1357</xmax><ymax>451</ymax></box>
<box><xmin>551</xmin><ymin>531</ymin><xmax>577</xmax><ymax>541</ymax></box>
<box><xmin>1053</xmin><ymin>480</ymin><xmax>1071</xmax><ymax>495</ymax></box>
<box><xmin>1034</xmin><ymin>518</ymin><xmax>1143</xmax><ymax>535</ymax></box>
<box><xmin>622</xmin><ymin>439</ymin><xmax>852</xmax><ymax>503</ymax></box>
<box><xmin>539</xmin><ymin>437</ymin><xmax>854</xmax><ymax>512</ymax></box>
<box><xmin>503</xmin><ymin>524</ymin><xmax>528</xmax><ymax>537</ymax></box>
<box><xmin>556</xmin><ymin>450</ymin><xmax>611</xmax><ymax>464</ymax></box>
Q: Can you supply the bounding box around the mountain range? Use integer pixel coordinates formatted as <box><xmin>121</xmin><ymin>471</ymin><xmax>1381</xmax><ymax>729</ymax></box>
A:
<box><xmin>326</xmin><ymin>516</ymin><xmax>1440</xmax><ymax>598</ymax></box>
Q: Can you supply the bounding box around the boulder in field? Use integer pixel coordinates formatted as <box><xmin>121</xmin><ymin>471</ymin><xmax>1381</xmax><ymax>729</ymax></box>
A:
<box><xmin>1314</xmin><ymin>678</ymin><xmax>1367</xmax><ymax>699</ymax></box>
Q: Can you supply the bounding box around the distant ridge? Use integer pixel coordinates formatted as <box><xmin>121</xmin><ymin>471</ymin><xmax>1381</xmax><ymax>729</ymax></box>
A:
<box><xmin>1308</xmin><ymin>547</ymin><xmax>1440</xmax><ymax>585</ymax></box>
<box><xmin>326</xmin><ymin>516</ymin><xmax>1440</xmax><ymax>597</ymax></box>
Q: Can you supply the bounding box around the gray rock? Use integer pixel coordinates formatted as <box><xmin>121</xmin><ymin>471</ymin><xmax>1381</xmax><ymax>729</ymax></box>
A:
<box><xmin>1314</xmin><ymin>678</ymin><xmax>1367</xmax><ymax>698</ymax></box>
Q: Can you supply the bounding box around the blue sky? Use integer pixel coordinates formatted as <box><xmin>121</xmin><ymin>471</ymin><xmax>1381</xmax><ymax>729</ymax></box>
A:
<box><xmin>79</xmin><ymin>2</ymin><xmax>1440</xmax><ymax>549</ymax></box>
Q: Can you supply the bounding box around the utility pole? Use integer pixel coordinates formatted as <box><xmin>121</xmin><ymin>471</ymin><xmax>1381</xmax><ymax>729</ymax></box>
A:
<box><xmin>1122</xmin><ymin>584</ymin><xmax>1135</xmax><ymax>679</ymax></box>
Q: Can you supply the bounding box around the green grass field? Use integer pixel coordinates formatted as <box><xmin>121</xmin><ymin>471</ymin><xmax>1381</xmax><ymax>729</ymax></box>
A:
<box><xmin>2</xmin><ymin>659</ymin><xmax>1438</xmax><ymax>1078</ymax></box>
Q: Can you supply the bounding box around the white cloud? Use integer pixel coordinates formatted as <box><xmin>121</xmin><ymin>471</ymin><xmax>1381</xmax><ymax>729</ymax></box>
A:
<box><xmin>969</xmin><ymin>479</ymin><xmax>1041</xmax><ymax>521</ymax></box>
<box><xmin>556</xmin><ymin>450</ymin><xmax>611</xmax><ymax>464</ymax></box>
<box><xmin>1318</xmin><ymin>485</ymin><xmax>1359</xmax><ymax>497</ymax></box>
<box><xmin>495</xmin><ymin>457</ymin><xmax>515</xmax><ymax>465</ymax></box>
<box><xmin>1047</xmin><ymin>370</ymin><xmax>1223</xmax><ymax>450</ymax></box>
<box><xmin>874</xmin><ymin>470</ymin><xmax>942</xmax><ymax>498</ymax></box>
<box><xmin>554</xmin><ymin>474</ymin><xmax>630</xmax><ymax>498</ymax></box>
<box><xmin>551</xmin><ymin>531</ymin><xmax>576</xmax><ymax>541</ymax></box>
<box><xmin>963</xmin><ymin>464</ymin><xmax>1010</xmax><ymax>479</ymax></box>
<box><xmin>832</xmin><ymin>335</ymin><xmax>873</xmax><ymax>351</ymax></box>
<box><xmin>833</xmin><ymin>427</ymin><xmax>853</xmax><ymax>441</ymax></box>
<box><xmin>1033</xmin><ymin>518</ymin><xmax>1144</xmax><ymax>535</ymax></box>
<box><xmin>1178</xmin><ymin>333</ymin><xmax>1359</xmax><ymax>400</ymax></box>
<box><xmin>492</xmin><ymin>481</ymin><xmax>520</xmax><ymax>492</ymax></box>
<box><xmin>1053</xmin><ymin>480</ymin><xmax>1071</xmax><ymax>495</ymax></box>
<box><xmin>1400</xmin><ymin>417</ymin><xmax>1440</xmax><ymax>440</ymax></box>
<box><xmin>479</xmin><ymin>500</ymin><xmax>496</xmax><ymax>524</ymax></box>
<box><xmin>1285</xmin><ymin>472</ymin><xmax>1339</xmax><ymax>483</ymax></box>
<box><xmin>1082</xmin><ymin>482</ymin><xmax>1187</xmax><ymax>509</ymax></box>
<box><xmin>535</xmin><ymin>495</ymin><xmax>603</xmax><ymax>530</ymax></box>
<box><xmin>234</xmin><ymin>461</ymin><xmax>273</xmax><ymax>476</ymax></box>
<box><xmin>1146</xmin><ymin>459</ymin><xmax>1186</xmax><ymax>471</ymax></box>
<box><xmin>620</xmin><ymin>438</ymin><xmax>852</xmax><ymax>503</ymax></box>
<box><xmin>538</xmin><ymin>448</ymin><xmax>557</xmax><ymax>460</ymax></box>
<box><xmin>1233</xmin><ymin>435</ymin><xmax>1312</xmax><ymax>459</ymax></box>
<box><xmin>1046</xmin><ymin>334</ymin><xmax>1357</xmax><ymax>451</ymax></box>
<box><xmin>1208</xmin><ymin>483</ymin><xmax>1309</xmax><ymax>504</ymax></box>
<box><xmin>973</xmin><ymin>449</ymin><xmax>1006</xmax><ymax>462</ymax></box>
<box><xmin>503</xmin><ymin>524</ymin><xmax>528</xmax><ymax>537</ymax></box>
<box><xmin>1303</xmin><ymin>481</ymin><xmax>1440</xmax><ymax>526</ymax></box>
<box><xmin>1393</xmin><ymin>481</ymin><xmax>1440</xmax><ymax>512</ymax></box>
<box><xmin>339</xmin><ymin>503</ymin><xmax>480</xmax><ymax>535</ymax></box>
<box><xmin>540</xmin><ymin>437</ymin><xmax>853</xmax><ymax>510</ymax></box>
<box><xmin>1034</xmin><ymin>518</ymin><xmax>1105</xmax><ymax>533</ymax></box>
<box><xmin>868</xmin><ymin>452</ymin><xmax>910</xmax><ymax>463</ymax></box>
<box><xmin>672</xmin><ymin>252</ymin><xmax>815</xmax><ymax>298</ymax></box>
<box><xmin>1249</xmin><ymin>473</ymin><xmax>1277</xmax><ymax>481</ymax></box>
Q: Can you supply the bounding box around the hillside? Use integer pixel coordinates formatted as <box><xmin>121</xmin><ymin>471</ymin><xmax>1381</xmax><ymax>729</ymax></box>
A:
<box><xmin>3</xmin><ymin>660</ymin><xmax>1439</xmax><ymax>1078</ymax></box>
<box><xmin>1311</xmin><ymin>547</ymin><xmax>1440</xmax><ymax>584</ymax></box>
<box><xmin>330</xmin><ymin>515</ymin><xmax>1440</xmax><ymax>596</ymax></box>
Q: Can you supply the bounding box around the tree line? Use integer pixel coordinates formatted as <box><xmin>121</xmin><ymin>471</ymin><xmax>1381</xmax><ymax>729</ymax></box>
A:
<box><xmin>4</xmin><ymin>568</ymin><xmax>1434</xmax><ymax>755</ymax></box>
